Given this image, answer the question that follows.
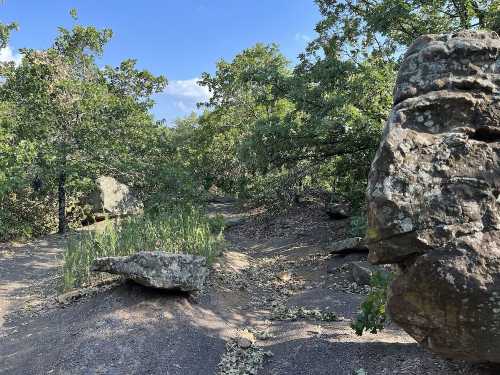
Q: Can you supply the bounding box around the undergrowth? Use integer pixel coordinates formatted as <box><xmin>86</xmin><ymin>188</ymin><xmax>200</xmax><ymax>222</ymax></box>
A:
<box><xmin>349</xmin><ymin>213</ymin><xmax>367</xmax><ymax>238</ymax></box>
<box><xmin>351</xmin><ymin>271</ymin><xmax>394</xmax><ymax>335</ymax></box>
<box><xmin>62</xmin><ymin>206</ymin><xmax>225</xmax><ymax>291</ymax></box>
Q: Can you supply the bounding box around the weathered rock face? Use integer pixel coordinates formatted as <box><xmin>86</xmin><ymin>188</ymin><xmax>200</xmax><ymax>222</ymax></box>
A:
<box><xmin>367</xmin><ymin>31</ymin><xmax>500</xmax><ymax>363</ymax></box>
<box><xmin>91</xmin><ymin>252</ymin><xmax>208</xmax><ymax>292</ymax></box>
<box><xmin>87</xmin><ymin>176</ymin><xmax>143</xmax><ymax>218</ymax></box>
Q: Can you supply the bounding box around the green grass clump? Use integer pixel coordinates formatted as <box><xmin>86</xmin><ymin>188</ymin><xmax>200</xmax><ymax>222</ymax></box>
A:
<box><xmin>62</xmin><ymin>207</ymin><xmax>224</xmax><ymax>291</ymax></box>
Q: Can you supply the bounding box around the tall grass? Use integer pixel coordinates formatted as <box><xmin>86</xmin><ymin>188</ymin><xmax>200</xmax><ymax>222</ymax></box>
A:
<box><xmin>62</xmin><ymin>207</ymin><xmax>225</xmax><ymax>291</ymax></box>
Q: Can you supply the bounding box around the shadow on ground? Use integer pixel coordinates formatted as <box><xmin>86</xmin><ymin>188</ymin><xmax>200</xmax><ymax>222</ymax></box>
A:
<box><xmin>1</xmin><ymin>203</ymin><xmax>499</xmax><ymax>375</ymax></box>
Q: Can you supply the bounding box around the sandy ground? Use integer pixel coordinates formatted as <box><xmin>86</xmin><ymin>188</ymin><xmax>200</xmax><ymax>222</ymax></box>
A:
<box><xmin>0</xmin><ymin>202</ymin><xmax>498</xmax><ymax>375</ymax></box>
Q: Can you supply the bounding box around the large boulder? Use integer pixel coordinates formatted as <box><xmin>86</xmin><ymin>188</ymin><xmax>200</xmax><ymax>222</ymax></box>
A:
<box><xmin>87</xmin><ymin>176</ymin><xmax>143</xmax><ymax>218</ymax></box>
<box><xmin>367</xmin><ymin>31</ymin><xmax>500</xmax><ymax>363</ymax></box>
<box><xmin>91</xmin><ymin>251</ymin><xmax>208</xmax><ymax>292</ymax></box>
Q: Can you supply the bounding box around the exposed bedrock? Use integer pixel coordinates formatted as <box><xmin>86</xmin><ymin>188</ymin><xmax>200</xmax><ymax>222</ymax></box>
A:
<box><xmin>366</xmin><ymin>30</ymin><xmax>500</xmax><ymax>363</ymax></box>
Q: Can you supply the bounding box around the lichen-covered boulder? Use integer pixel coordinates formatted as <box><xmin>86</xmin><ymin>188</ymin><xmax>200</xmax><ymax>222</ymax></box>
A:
<box><xmin>87</xmin><ymin>176</ymin><xmax>143</xmax><ymax>218</ymax></box>
<box><xmin>367</xmin><ymin>31</ymin><xmax>500</xmax><ymax>363</ymax></box>
<box><xmin>91</xmin><ymin>252</ymin><xmax>208</xmax><ymax>292</ymax></box>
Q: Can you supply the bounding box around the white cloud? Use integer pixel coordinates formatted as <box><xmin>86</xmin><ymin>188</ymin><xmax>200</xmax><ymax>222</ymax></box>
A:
<box><xmin>164</xmin><ymin>78</ymin><xmax>211</xmax><ymax>102</ymax></box>
<box><xmin>295</xmin><ymin>33</ymin><xmax>311</xmax><ymax>43</ymax></box>
<box><xmin>0</xmin><ymin>45</ymin><xmax>22</xmax><ymax>66</ymax></box>
<box><xmin>175</xmin><ymin>100</ymin><xmax>190</xmax><ymax>112</ymax></box>
<box><xmin>160</xmin><ymin>77</ymin><xmax>212</xmax><ymax>115</ymax></box>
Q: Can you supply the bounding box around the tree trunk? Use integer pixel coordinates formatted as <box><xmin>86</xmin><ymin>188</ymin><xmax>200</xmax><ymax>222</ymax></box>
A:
<box><xmin>471</xmin><ymin>1</ymin><xmax>485</xmax><ymax>28</ymax></box>
<box><xmin>58</xmin><ymin>171</ymin><xmax>66</xmax><ymax>234</ymax></box>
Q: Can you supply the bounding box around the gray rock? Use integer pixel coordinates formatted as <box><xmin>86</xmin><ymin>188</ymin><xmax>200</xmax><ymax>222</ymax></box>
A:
<box><xmin>326</xmin><ymin>237</ymin><xmax>368</xmax><ymax>255</ymax></box>
<box><xmin>224</xmin><ymin>216</ymin><xmax>246</xmax><ymax>228</ymax></box>
<box><xmin>236</xmin><ymin>337</ymin><xmax>252</xmax><ymax>349</ymax></box>
<box><xmin>367</xmin><ymin>31</ymin><xmax>500</xmax><ymax>363</ymax></box>
<box><xmin>350</xmin><ymin>262</ymin><xmax>375</xmax><ymax>285</ymax></box>
<box><xmin>325</xmin><ymin>202</ymin><xmax>352</xmax><ymax>220</ymax></box>
<box><xmin>87</xmin><ymin>176</ymin><xmax>143</xmax><ymax>218</ymax></box>
<box><xmin>56</xmin><ymin>290</ymin><xmax>85</xmax><ymax>305</ymax></box>
<box><xmin>91</xmin><ymin>251</ymin><xmax>208</xmax><ymax>292</ymax></box>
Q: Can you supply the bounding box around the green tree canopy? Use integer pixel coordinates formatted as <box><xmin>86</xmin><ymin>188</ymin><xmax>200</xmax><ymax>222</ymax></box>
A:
<box><xmin>0</xmin><ymin>19</ymin><xmax>166</xmax><ymax>233</ymax></box>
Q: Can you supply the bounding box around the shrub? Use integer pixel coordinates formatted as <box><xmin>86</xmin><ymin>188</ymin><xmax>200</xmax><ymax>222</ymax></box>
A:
<box><xmin>350</xmin><ymin>214</ymin><xmax>367</xmax><ymax>238</ymax></box>
<box><xmin>351</xmin><ymin>271</ymin><xmax>394</xmax><ymax>335</ymax></box>
<box><xmin>62</xmin><ymin>206</ymin><xmax>225</xmax><ymax>291</ymax></box>
<box><xmin>0</xmin><ymin>189</ymin><xmax>58</xmax><ymax>241</ymax></box>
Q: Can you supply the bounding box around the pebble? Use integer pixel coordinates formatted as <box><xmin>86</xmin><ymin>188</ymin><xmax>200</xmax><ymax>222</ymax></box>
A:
<box><xmin>237</xmin><ymin>337</ymin><xmax>252</xmax><ymax>349</ymax></box>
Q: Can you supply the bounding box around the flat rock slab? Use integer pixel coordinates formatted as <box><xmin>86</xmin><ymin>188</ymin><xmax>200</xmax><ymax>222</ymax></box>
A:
<box><xmin>91</xmin><ymin>251</ymin><xmax>208</xmax><ymax>292</ymax></box>
<box><xmin>325</xmin><ymin>237</ymin><xmax>368</xmax><ymax>255</ymax></box>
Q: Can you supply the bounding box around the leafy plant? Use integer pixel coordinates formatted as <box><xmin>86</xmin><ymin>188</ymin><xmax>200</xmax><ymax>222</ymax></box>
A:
<box><xmin>62</xmin><ymin>207</ymin><xmax>224</xmax><ymax>291</ymax></box>
<box><xmin>350</xmin><ymin>214</ymin><xmax>368</xmax><ymax>238</ymax></box>
<box><xmin>351</xmin><ymin>271</ymin><xmax>394</xmax><ymax>335</ymax></box>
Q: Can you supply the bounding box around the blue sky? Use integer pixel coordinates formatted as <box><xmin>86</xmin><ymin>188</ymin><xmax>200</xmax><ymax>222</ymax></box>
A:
<box><xmin>0</xmin><ymin>1</ymin><xmax>321</xmax><ymax>123</ymax></box>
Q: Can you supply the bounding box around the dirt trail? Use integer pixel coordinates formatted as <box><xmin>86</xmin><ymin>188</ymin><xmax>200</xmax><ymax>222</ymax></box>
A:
<box><xmin>0</xmin><ymin>202</ymin><xmax>496</xmax><ymax>374</ymax></box>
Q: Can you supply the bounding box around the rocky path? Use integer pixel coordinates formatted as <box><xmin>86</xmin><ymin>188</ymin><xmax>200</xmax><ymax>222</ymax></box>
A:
<box><xmin>0</xmin><ymin>203</ymin><xmax>497</xmax><ymax>374</ymax></box>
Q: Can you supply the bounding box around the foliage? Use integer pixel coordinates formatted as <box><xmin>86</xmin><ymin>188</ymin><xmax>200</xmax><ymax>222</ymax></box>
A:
<box><xmin>0</xmin><ymin>15</ymin><xmax>166</xmax><ymax>239</ymax></box>
<box><xmin>314</xmin><ymin>0</ymin><xmax>500</xmax><ymax>60</ymax></box>
<box><xmin>350</xmin><ymin>213</ymin><xmax>368</xmax><ymax>238</ymax></box>
<box><xmin>217</xmin><ymin>338</ymin><xmax>273</xmax><ymax>375</ymax></box>
<box><xmin>3</xmin><ymin>0</ymin><xmax>500</xmax><ymax>241</ymax></box>
<box><xmin>62</xmin><ymin>207</ymin><xmax>225</xmax><ymax>290</ymax></box>
<box><xmin>0</xmin><ymin>188</ymin><xmax>58</xmax><ymax>240</ymax></box>
<box><xmin>351</xmin><ymin>271</ymin><xmax>394</xmax><ymax>335</ymax></box>
<box><xmin>191</xmin><ymin>33</ymin><xmax>395</xmax><ymax>209</ymax></box>
<box><xmin>177</xmin><ymin>0</ymin><xmax>499</xmax><ymax>211</ymax></box>
<box><xmin>195</xmin><ymin>44</ymin><xmax>294</xmax><ymax>195</ymax></box>
<box><xmin>135</xmin><ymin>114</ymin><xmax>212</xmax><ymax>213</ymax></box>
<box><xmin>0</xmin><ymin>21</ymin><xmax>17</xmax><ymax>48</ymax></box>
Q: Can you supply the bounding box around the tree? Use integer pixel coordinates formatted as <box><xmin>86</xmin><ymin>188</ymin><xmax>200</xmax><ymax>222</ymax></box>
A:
<box><xmin>313</xmin><ymin>0</ymin><xmax>500</xmax><ymax>60</ymax></box>
<box><xmin>197</xmin><ymin>43</ymin><xmax>294</xmax><ymax>194</ymax></box>
<box><xmin>0</xmin><ymin>21</ymin><xmax>17</xmax><ymax>48</ymax></box>
<box><xmin>0</xmin><ymin>16</ymin><xmax>166</xmax><ymax>233</ymax></box>
<box><xmin>196</xmin><ymin>41</ymin><xmax>393</xmax><ymax>207</ymax></box>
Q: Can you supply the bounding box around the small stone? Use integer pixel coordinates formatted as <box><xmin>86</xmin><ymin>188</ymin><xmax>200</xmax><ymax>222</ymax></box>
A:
<box><xmin>276</xmin><ymin>271</ymin><xmax>291</xmax><ymax>282</ymax></box>
<box><xmin>237</xmin><ymin>337</ymin><xmax>252</xmax><ymax>349</ymax></box>
<box><xmin>325</xmin><ymin>202</ymin><xmax>352</xmax><ymax>220</ymax></box>
<box><xmin>423</xmin><ymin>120</ymin><xmax>434</xmax><ymax>127</ymax></box>
<box><xmin>56</xmin><ymin>290</ymin><xmax>84</xmax><ymax>305</ymax></box>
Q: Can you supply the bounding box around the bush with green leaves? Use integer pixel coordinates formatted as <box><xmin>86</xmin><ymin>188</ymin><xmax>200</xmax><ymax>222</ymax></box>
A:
<box><xmin>350</xmin><ymin>214</ymin><xmax>368</xmax><ymax>238</ymax></box>
<box><xmin>351</xmin><ymin>271</ymin><xmax>394</xmax><ymax>335</ymax></box>
<box><xmin>62</xmin><ymin>206</ymin><xmax>225</xmax><ymax>291</ymax></box>
<box><xmin>0</xmin><ymin>189</ymin><xmax>58</xmax><ymax>241</ymax></box>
